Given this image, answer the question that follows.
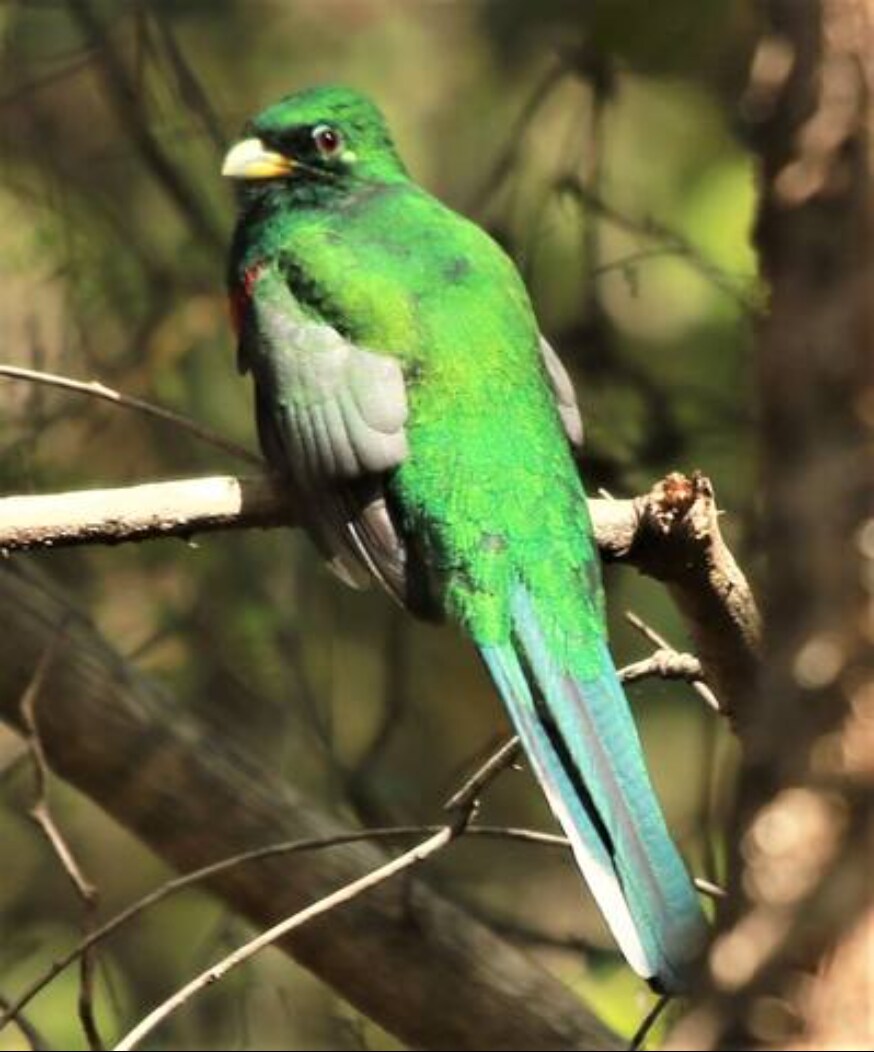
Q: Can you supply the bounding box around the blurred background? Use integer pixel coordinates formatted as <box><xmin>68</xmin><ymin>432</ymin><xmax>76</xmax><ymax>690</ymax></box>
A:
<box><xmin>0</xmin><ymin>1</ymin><xmax>761</xmax><ymax>1048</ymax></box>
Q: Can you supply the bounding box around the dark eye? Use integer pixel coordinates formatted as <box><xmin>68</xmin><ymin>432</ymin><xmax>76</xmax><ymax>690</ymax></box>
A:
<box><xmin>312</xmin><ymin>123</ymin><xmax>343</xmax><ymax>158</ymax></box>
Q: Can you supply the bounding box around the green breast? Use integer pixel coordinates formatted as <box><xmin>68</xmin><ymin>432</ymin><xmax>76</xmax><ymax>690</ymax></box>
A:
<box><xmin>265</xmin><ymin>184</ymin><xmax>603</xmax><ymax>646</ymax></box>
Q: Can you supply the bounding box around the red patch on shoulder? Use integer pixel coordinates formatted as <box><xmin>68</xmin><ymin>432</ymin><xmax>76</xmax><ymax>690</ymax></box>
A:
<box><xmin>229</xmin><ymin>262</ymin><xmax>266</xmax><ymax>336</ymax></box>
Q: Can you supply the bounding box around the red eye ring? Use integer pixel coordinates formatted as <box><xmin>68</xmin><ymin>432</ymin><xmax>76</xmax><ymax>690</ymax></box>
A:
<box><xmin>312</xmin><ymin>123</ymin><xmax>343</xmax><ymax>158</ymax></box>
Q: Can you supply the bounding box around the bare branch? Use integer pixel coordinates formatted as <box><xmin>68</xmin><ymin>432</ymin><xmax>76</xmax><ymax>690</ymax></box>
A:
<box><xmin>0</xmin><ymin>475</ymin><xmax>290</xmax><ymax>551</ymax></box>
<box><xmin>0</xmin><ymin>994</ymin><xmax>53</xmax><ymax>1052</ymax></box>
<box><xmin>624</xmin><ymin>613</ymin><xmax>721</xmax><ymax>712</ymax></box>
<box><xmin>0</xmin><ymin>564</ymin><xmax>619</xmax><ymax>1051</ymax></box>
<box><xmin>0</xmin><ymin>822</ymin><xmax>572</xmax><ymax>1034</ymax></box>
<box><xmin>113</xmin><ymin>710</ymin><xmax>521</xmax><ymax>1051</ymax></box>
<box><xmin>607</xmin><ymin>472</ymin><xmax>762</xmax><ymax>728</ymax></box>
<box><xmin>19</xmin><ymin>643</ymin><xmax>104</xmax><ymax>1050</ymax></box>
<box><xmin>0</xmin><ymin>470</ymin><xmax>761</xmax><ymax>723</ymax></box>
<box><xmin>114</xmin><ymin>828</ymin><xmax>455</xmax><ymax>1051</ymax></box>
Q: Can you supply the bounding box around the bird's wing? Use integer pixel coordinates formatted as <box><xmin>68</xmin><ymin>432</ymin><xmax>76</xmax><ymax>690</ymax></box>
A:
<box><xmin>539</xmin><ymin>336</ymin><xmax>584</xmax><ymax>451</ymax></box>
<box><xmin>236</xmin><ymin>263</ymin><xmax>410</xmax><ymax>601</ymax></box>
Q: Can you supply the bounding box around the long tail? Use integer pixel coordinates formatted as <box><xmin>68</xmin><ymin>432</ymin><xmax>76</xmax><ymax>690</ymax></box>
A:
<box><xmin>478</xmin><ymin>585</ymin><xmax>707</xmax><ymax>992</ymax></box>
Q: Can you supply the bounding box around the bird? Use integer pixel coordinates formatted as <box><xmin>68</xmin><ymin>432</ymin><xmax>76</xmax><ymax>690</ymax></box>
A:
<box><xmin>222</xmin><ymin>84</ymin><xmax>707</xmax><ymax>992</ymax></box>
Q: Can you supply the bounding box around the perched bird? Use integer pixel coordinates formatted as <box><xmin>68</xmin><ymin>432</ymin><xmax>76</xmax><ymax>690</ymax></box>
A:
<box><xmin>222</xmin><ymin>85</ymin><xmax>707</xmax><ymax>991</ymax></box>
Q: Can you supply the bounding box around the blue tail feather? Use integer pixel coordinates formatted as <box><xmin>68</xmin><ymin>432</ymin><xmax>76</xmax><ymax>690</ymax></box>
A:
<box><xmin>479</xmin><ymin>585</ymin><xmax>707</xmax><ymax>992</ymax></box>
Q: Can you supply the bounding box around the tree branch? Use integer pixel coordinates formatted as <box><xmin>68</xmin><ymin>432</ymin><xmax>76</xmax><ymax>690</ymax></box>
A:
<box><xmin>0</xmin><ymin>469</ymin><xmax>761</xmax><ymax>722</ymax></box>
<box><xmin>113</xmin><ymin>734</ymin><xmax>518</xmax><ymax>1050</ymax></box>
<box><xmin>0</xmin><ymin>563</ymin><xmax>619</xmax><ymax>1052</ymax></box>
<box><xmin>0</xmin><ymin>823</ymin><xmax>576</xmax><ymax>1036</ymax></box>
<box><xmin>605</xmin><ymin>472</ymin><xmax>762</xmax><ymax>728</ymax></box>
<box><xmin>114</xmin><ymin>826</ymin><xmax>458</xmax><ymax>1052</ymax></box>
<box><xmin>0</xmin><ymin>475</ymin><xmax>291</xmax><ymax>551</ymax></box>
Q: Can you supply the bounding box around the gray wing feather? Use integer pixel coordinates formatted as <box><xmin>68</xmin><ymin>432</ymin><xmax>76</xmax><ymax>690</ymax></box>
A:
<box><xmin>245</xmin><ymin>267</ymin><xmax>410</xmax><ymax>599</ymax></box>
<box><xmin>255</xmin><ymin>297</ymin><xmax>409</xmax><ymax>481</ymax></box>
<box><xmin>539</xmin><ymin>336</ymin><xmax>584</xmax><ymax>450</ymax></box>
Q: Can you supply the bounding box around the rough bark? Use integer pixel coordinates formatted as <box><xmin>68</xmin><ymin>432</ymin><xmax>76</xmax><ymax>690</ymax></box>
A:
<box><xmin>667</xmin><ymin>3</ymin><xmax>874</xmax><ymax>1047</ymax></box>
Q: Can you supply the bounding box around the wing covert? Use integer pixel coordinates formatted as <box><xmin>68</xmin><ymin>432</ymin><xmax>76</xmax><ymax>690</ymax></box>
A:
<box><xmin>539</xmin><ymin>335</ymin><xmax>584</xmax><ymax>451</ymax></box>
<box><xmin>249</xmin><ymin>269</ymin><xmax>409</xmax><ymax>482</ymax></box>
<box><xmin>238</xmin><ymin>264</ymin><xmax>411</xmax><ymax>601</ymax></box>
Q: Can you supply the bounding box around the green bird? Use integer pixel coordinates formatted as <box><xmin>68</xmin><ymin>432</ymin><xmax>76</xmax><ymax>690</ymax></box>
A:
<box><xmin>222</xmin><ymin>85</ymin><xmax>707</xmax><ymax>991</ymax></box>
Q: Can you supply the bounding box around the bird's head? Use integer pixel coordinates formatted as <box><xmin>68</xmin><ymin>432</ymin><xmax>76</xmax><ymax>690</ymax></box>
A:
<box><xmin>222</xmin><ymin>85</ymin><xmax>409</xmax><ymax>207</ymax></box>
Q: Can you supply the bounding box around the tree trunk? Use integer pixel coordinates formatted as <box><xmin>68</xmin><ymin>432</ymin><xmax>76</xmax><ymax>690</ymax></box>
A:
<box><xmin>668</xmin><ymin>2</ymin><xmax>874</xmax><ymax>1046</ymax></box>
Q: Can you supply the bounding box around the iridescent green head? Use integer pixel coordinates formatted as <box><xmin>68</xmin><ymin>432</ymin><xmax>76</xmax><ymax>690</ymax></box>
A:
<box><xmin>222</xmin><ymin>85</ymin><xmax>409</xmax><ymax>207</ymax></box>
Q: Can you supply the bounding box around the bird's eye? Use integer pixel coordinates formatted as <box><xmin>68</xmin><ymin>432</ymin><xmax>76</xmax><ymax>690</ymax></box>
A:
<box><xmin>312</xmin><ymin>124</ymin><xmax>344</xmax><ymax>158</ymax></box>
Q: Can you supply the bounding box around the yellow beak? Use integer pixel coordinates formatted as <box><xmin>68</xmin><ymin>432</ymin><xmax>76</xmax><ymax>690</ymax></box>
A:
<box><xmin>221</xmin><ymin>137</ymin><xmax>295</xmax><ymax>180</ymax></box>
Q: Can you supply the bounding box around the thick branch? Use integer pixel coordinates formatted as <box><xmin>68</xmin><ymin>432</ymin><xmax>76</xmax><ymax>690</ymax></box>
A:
<box><xmin>0</xmin><ymin>470</ymin><xmax>761</xmax><ymax>722</ymax></box>
<box><xmin>0</xmin><ymin>475</ymin><xmax>292</xmax><ymax>550</ymax></box>
<box><xmin>0</xmin><ymin>563</ymin><xmax>618</xmax><ymax>1052</ymax></box>
<box><xmin>610</xmin><ymin>471</ymin><xmax>762</xmax><ymax>728</ymax></box>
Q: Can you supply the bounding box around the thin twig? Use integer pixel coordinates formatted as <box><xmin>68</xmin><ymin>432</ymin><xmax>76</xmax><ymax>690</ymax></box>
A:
<box><xmin>444</xmin><ymin>736</ymin><xmax>521</xmax><ymax>813</ymax></box>
<box><xmin>0</xmin><ymin>822</ymin><xmax>567</xmax><ymax>1034</ymax></box>
<box><xmin>149</xmin><ymin>10</ymin><xmax>225</xmax><ymax>151</ymax></box>
<box><xmin>618</xmin><ymin>649</ymin><xmax>704</xmax><ymax>685</ymax></box>
<box><xmin>591</xmin><ymin>248</ymin><xmax>681</xmax><ymax>277</ymax></box>
<box><xmin>77</xmin><ymin>941</ymin><xmax>103</xmax><ymax>1052</ymax></box>
<box><xmin>19</xmin><ymin>641</ymin><xmax>104</xmax><ymax>1050</ymax></box>
<box><xmin>20</xmin><ymin>644</ymin><xmax>95</xmax><ymax>903</ymax></box>
<box><xmin>113</xmin><ymin>827</ymin><xmax>454</xmax><ymax>1051</ymax></box>
<box><xmin>693</xmin><ymin>877</ymin><xmax>726</xmax><ymax>900</ymax></box>
<box><xmin>111</xmin><ymin>726</ymin><xmax>526</xmax><ymax>1051</ymax></box>
<box><xmin>0</xmin><ymin>994</ymin><xmax>53</xmax><ymax>1051</ymax></box>
<box><xmin>628</xmin><ymin>994</ymin><xmax>671</xmax><ymax>1051</ymax></box>
<box><xmin>560</xmin><ymin>176</ymin><xmax>758</xmax><ymax>314</ymax></box>
<box><xmin>68</xmin><ymin>0</ymin><xmax>225</xmax><ymax>251</ymax></box>
<box><xmin>625</xmin><ymin>611</ymin><xmax>674</xmax><ymax>652</ymax></box>
<box><xmin>118</xmin><ymin>830</ymin><xmax>456</xmax><ymax>1051</ymax></box>
<box><xmin>471</xmin><ymin>60</ymin><xmax>567</xmax><ymax>213</ymax></box>
<box><xmin>625</xmin><ymin>611</ymin><xmax>722</xmax><ymax>712</ymax></box>
<box><xmin>0</xmin><ymin>365</ymin><xmax>261</xmax><ymax>467</ymax></box>
<box><xmin>0</xmin><ymin>826</ymin><xmax>429</xmax><ymax>1033</ymax></box>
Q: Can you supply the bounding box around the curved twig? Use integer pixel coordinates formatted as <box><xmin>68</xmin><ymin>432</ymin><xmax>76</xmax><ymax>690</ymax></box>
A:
<box><xmin>113</xmin><ymin>827</ymin><xmax>456</xmax><ymax>1051</ymax></box>
<box><xmin>0</xmin><ymin>365</ymin><xmax>261</xmax><ymax>467</ymax></box>
<box><xmin>112</xmin><ymin>734</ymin><xmax>519</xmax><ymax>1051</ymax></box>
<box><xmin>0</xmin><ymin>821</ymin><xmax>569</xmax><ymax>1033</ymax></box>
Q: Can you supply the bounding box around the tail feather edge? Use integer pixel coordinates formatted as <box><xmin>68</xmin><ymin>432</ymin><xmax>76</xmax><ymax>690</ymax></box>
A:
<box><xmin>478</xmin><ymin>585</ymin><xmax>708</xmax><ymax>992</ymax></box>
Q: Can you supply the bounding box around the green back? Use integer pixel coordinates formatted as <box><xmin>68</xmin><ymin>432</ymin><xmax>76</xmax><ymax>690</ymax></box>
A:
<box><xmin>242</xmin><ymin>183</ymin><xmax>602</xmax><ymax>661</ymax></box>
